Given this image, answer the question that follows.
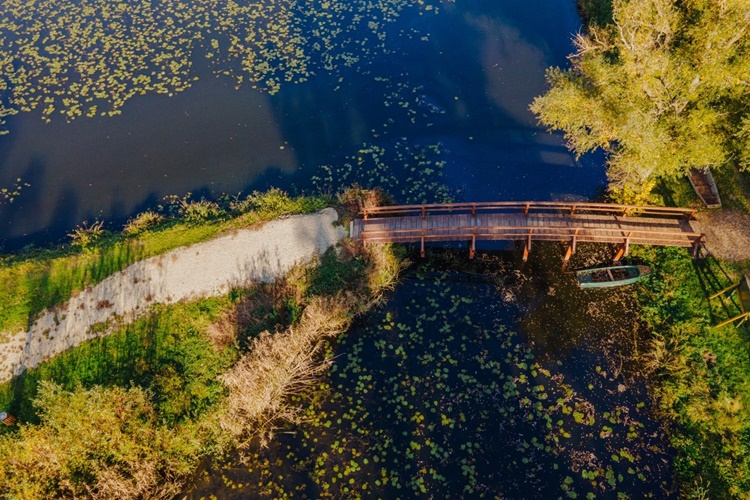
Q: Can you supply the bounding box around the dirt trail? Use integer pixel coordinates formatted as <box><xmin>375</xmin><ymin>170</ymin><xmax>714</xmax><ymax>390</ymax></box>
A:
<box><xmin>0</xmin><ymin>209</ymin><xmax>346</xmax><ymax>383</ymax></box>
<box><xmin>692</xmin><ymin>209</ymin><xmax>750</xmax><ymax>262</ymax></box>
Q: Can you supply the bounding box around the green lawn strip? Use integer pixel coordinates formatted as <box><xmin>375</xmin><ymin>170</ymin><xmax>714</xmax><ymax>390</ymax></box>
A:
<box><xmin>631</xmin><ymin>245</ymin><xmax>750</xmax><ymax>498</ymax></box>
<box><xmin>0</xmin><ymin>295</ymin><xmax>237</xmax><ymax>428</ymax></box>
<box><xmin>0</xmin><ymin>190</ymin><xmax>331</xmax><ymax>335</ymax></box>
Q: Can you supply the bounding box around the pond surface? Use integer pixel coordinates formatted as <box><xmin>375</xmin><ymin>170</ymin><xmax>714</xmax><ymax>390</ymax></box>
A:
<box><xmin>188</xmin><ymin>250</ymin><xmax>673</xmax><ymax>499</ymax></box>
<box><xmin>0</xmin><ymin>0</ymin><xmax>605</xmax><ymax>250</ymax></box>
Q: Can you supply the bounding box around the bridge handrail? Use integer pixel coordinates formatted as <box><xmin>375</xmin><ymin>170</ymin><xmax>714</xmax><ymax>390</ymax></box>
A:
<box><xmin>361</xmin><ymin>202</ymin><xmax>696</xmax><ymax>219</ymax></box>
<box><xmin>360</xmin><ymin>225</ymin><xmax>704</xmax><ymax>243</ymax></box>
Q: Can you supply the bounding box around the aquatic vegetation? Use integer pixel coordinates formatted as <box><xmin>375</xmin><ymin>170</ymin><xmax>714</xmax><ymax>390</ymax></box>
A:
<box><xmin>123</xmin><ymin>210</ymin><xmax>164</xmax><ymax>236</ymax></box>
<box><xmin>0</xmin><ymin>0</ymin><xmax>446</xmax><ymax>134</ymax></box>
<box><xmin>201</xmin><ymin>269</ymin><xmax>670</xmax><ymax>497</ymax></box>
<box><xmin>0</xmin><ymin>178</ymin><xmax>30</xmax><ymax>203</ymax></box>
<box><xmin>313</xmin><ymin>140</ymin><xmax>452</xmax><ymax>204</ymax></box>
<box><xmin>67</xmin><ymin>219</ymin><xmax>106</xmax><ymax>250</ymax></box>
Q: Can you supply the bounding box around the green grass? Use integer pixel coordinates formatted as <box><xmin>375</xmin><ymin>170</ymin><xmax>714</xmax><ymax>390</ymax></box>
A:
<box><xmin>631</xmin><ymin>245</ymin><xmax>750</xmax><ymax>498</ymax></box>
<box><xmin>0</xmin><ymin>189</ymin><xmax>331</xmax><ymax>335</ymax></box>
<box><xmin>712</xmin><ymin>166</ymin><xmax>750</xmax><ymax>213</ymax></box>
<box><xmin>0</xmin><ymin>296</ymin><xmax>237</xmax><ymax>429</ymax></box>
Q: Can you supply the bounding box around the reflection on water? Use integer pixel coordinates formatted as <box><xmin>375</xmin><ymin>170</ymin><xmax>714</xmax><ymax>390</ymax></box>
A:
<box><xmin>0</xmin><ymin>0</ymin><xmax>605</xmax><ymax>250</ymax></box>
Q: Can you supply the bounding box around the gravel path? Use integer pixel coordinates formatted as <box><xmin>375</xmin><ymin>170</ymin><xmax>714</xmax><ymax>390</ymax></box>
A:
<box><xmin>692</xmin><ymin>209</ymin><xmax>750</xmax><ymax>261</ymax></box>
<box><xmin>0</xmin><ymin>209</ymin><xmax>346</xmax><ymax>383</ymax></box>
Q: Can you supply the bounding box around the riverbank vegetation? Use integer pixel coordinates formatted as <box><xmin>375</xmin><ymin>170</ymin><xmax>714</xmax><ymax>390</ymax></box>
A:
<box><xmin>629</xmin><ymin>246</ymin><xmax>750</xmax><ymax>498</ymax></box>
<box><xmin>533</xmin><ymin>0</ymin><xmax>750</xmax><ymax>198</ymax></box>
<box><xmin>0</xmin><ymin>189</ymin><xmax>405</xmax><ymax>498</ymax></box>
<box><xmin>0</xmin><ymin>189</ymin><xmax>329</xmax><ymax>335</ymax></box>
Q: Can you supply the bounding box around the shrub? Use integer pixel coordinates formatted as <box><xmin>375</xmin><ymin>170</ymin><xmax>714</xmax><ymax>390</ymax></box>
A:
<box><xmin>123</xmin><ymin>210</ymin><xmax>163</xmax><ymax>236</ymax></box>
<box><xmin>0</xmin><ymin>382</ymin><xmax>206</xmax><ymax>499</ymax></box>
<box><xmin>180</xmin><ymin>198</ymin><xmax>223</xmax><ymax>222</ymax></box>
<box><xmin>68</xmin><ymin>220</ymin><xmax>105</xmax><ymax>250</ymax></box>
<box><xmin>163</xmin><ymin>193</ymin><xmax>225</xmax><ymax>222</ymax></box>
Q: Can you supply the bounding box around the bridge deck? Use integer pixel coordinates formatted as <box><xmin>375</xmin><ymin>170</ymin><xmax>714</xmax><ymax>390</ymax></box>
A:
<box><xmin>350</xmin><ymin>202</ymin><xmax>704</xmax><ymax>259</ymax></box>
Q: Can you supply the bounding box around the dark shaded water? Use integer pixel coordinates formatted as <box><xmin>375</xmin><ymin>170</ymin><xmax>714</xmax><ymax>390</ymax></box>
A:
<box><xmin>0</xmin><ymin>0</ymin><xmax>605</xmax><ymax>250</ymax></box>
<box><xmin>188</xmin><ymin>248</ymin><xmax>673</xmax><ymax>499</ymax></box>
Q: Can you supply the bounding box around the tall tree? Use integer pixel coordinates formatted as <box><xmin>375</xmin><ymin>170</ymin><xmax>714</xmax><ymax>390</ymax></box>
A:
<box><xmin>531</xmin><ymin>0</ymin><xmax>750</xmax><ymax>196</ymax></box>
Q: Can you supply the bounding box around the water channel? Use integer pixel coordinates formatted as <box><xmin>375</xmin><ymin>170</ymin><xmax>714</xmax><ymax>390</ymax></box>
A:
<box><xmin>0</xmin><ymin>0</ymin><xmax>673</xmax><ymax>497</ymax></box>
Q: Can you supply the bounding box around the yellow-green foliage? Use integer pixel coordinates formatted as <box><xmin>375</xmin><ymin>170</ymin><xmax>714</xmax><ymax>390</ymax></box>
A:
<box><xmin>67</xmin><ymin>220</ymin><xmax>105</xmax><ymax>250</ymax></box>
<box><xmin>123</xmin><ymin>211</ymin><xmax>163</xmax><ymax>236</ymax></box>
<box><xmin>0</xmin><ymin>382</ymin><xmax>206</xmax><ymax>499</ymax></box>
<box><xmin>532</xmin><ymin>0</ymin><xmax>750</xmax><ymax>193</ymax></box>
<box><xmin>0</xmin><ymin>0</ymin><xmax>443</xmax><ymax>134</ymax></box>
<box><xmin>219</xmin><ymin>242</ymin><xmax>407</xmax><ymax>447</ymax></box>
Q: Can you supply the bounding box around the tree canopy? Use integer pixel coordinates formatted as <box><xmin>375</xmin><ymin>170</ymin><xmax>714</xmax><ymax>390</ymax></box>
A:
<box><xmin>531</xmin><ymin>0</ymin><xmax>750</xmax><ymax>194</ymax></box>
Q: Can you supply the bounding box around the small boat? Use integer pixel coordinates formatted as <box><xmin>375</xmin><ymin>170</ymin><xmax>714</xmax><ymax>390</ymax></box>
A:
<box><xmin>575</xmin><ymin>264</ymin><xmax>651</xmax><ymax>289</ymax></box>
<box><xmin>688</xmin><ymin>167</ymin><xmax>721</xmax><ymax>208</ymax></box>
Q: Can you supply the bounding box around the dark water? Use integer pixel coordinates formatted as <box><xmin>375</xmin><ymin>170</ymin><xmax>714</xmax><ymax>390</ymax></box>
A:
<box><xmin>0</xmin><ymin>0</ymin><xmax>605</xmax><ymax>250</ymax></box>
<box><xmin>188</xmin><ymin>248</ymin><xmax>673</xmax><ymax>499</ymax></box>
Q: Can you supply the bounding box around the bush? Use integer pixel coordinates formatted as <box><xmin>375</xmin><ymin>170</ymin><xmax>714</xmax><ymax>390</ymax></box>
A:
<box><xmin>180</xmin><ymin>199</ymin><xmax>224</xmax><ymax>222</ymax></box>
<box><xmin>163</xmin><ymin>193</ymin><xmax>225</xmax><ymax>222</ymax></box>
<box><xmin>0</xmin><ymin>382</ymin><xmax>207</xmax><ymax>499</ymax></box>
<box><xmin>68</xmin><ymin>220</ymin><xmax>105</xmax><ymax>250</ymax></box>
<box><xmin>123</xmin><ymin>210</ymin><xmax>163</xmax><ymax>236</ymax></box>
<box><xmin>632</xmin><ymin>246</ymin><xmax>750</xmax><ymax>498</ymax></box>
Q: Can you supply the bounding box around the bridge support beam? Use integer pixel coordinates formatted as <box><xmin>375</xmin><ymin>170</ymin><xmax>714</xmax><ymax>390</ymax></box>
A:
<box><xmin>562</xmin><ymin>231</ymin><xmax>579</xmax><ymax>270</ymax></box>
<box><xmin>469</xmin><ymin>230</ymin><xmax>476</xmax><ymax>259</ymax></box>
<box><xmin>420</xmin><ymin>230</ymin><xmax>425</xmax><ymax>258</ymax></box>
<box><xmin>523</xmin><ymin>230</ymin><xmax>533</xmax><ymax>262</ymax></box>
<box><xmin>562</xmin><ymin>244</ymin><xmax>573</xmax><ymax>271</ymax></box>
<box><xmin>613</xmin><ymin>246</ymin><xmax>625</xmax><ymax>262</ymax></box>
<box><xmin>692</xmin><ymin>236</ymin><xmax>703</xmax><ymax>258</ymax></box>
<box><xmin>613</xmin><ymin>232</ymin><xmax>633</xmax><ymax>262</ymax></box>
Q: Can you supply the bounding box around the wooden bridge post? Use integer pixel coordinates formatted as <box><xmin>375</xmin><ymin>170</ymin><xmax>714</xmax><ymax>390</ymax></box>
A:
<box><xmin>613</xmin><ymin>245</ymin><xmax>625</xmax><ymax>262</ymax></box>
<box><xmin>692</xmin><ymin>235</ymin><xmax>703</xmax><ymax>258</ymax></box>
<box><xmin>420</xmin><ymin>230</ymin><xmax>425</xmax><ymax>258</ymax></box>
<box><xmin>469</xmin><ymin>229</ymin><xmax>477</xmax><ymax>259</ymax></box>
<box><xmin>562</xmin><ymin>231</ymin><xmax>578</xmax><ymax>270</ymax></box>
<box><xmin>523</xmin><ymin>229</ymin><xmax>533</xmax><ymax>262</ymax></box>
<box><xmin>624</xmin><ymin>232</ymin><xmax>632</xmax><ymax>256</ymax></box>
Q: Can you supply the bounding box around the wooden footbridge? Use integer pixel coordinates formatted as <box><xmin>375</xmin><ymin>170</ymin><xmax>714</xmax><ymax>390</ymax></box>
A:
<box><xmin>350</xmin><ymin>202</ymin><xmax>704</xmax><ymax>263</ymax></box>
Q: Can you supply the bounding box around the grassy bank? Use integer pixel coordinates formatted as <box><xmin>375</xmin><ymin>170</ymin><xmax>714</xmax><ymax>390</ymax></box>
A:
<box><xmin>0</xmin><ymin>189</ymin><xmax>330</xmax><ymax>336</ymax></box>
<box><xmin>630</xmin><ymin>246</ymin><xmax>750</xmax><ymax>498</ymax></box>
<box><xmin>0</xmin><ymin>190</ymin><xmax>406</xmax><ymax>498</ymax></box>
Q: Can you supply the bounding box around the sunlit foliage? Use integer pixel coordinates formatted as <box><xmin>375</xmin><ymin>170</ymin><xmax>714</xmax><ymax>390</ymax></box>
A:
<box><xmin>531</xmin><ymin>0</ymin><xmax>750</xmax><ymax>194</ymax></box>
<box><xmin>0</xmin><ymin>382</ymin><xmax>206</xmax><ymax>499</ymax></box>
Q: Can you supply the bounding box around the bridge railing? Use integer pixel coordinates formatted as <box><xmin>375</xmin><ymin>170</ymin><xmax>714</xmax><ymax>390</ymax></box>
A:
<box><xmin>361</xmin><ymin>202</ymin><xmax>696</xmax><ymax>220</ymax></box>
<box><xmin>359</xmin><ymin>225</ymin><xmax>704</xmax><ymax>247</ymax></box>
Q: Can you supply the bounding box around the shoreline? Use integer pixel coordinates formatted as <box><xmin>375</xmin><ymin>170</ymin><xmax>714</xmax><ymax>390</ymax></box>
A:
<box><xmin>0</xmin><ymin>208</ymin><xmax>346</xmax><ymax>383</ymax></box>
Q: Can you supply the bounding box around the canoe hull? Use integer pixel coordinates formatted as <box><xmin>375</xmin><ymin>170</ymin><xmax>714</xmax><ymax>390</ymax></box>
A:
<box><xmin>688</xmin><ymin>168</ymin><xmax>721</xmax><ymax>208</ymax></box>
<box><xmin>575</xmin><ymin>265</ymin><xmax>651</xmax><ymax>289</ymax></box>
